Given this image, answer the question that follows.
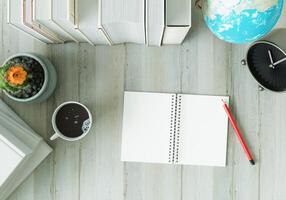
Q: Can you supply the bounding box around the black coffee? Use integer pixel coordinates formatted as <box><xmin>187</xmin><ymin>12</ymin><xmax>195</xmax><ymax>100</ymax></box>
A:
<box><xmin>55</xmin><ymin>103</ymin><xmax>91</xmax><ymax>138</ymax></box>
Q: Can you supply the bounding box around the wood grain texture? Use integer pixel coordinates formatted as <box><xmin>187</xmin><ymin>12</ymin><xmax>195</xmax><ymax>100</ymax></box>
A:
<box><xmin>1</xmin><ymin>0</ymin><xmax>286</xmax><ymax>200</ymax></box>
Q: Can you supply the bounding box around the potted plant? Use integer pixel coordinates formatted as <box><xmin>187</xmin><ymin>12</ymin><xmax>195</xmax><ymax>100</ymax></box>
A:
<box><xmin>0</xmin><ymin>53</ymin><xmax>57</xmax><ymax>103</ymax></box>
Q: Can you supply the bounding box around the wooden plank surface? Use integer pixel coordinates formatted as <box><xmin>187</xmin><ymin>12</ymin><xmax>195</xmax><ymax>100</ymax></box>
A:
<box><xmin>1</xmin><ymin>0</ymin><xmax>286</xmax><ymax>200</ymax></box>
<box><xmin>180</xmin><ymin>3</ymin><xmax>232</xmax><ymax>200</ymax></box>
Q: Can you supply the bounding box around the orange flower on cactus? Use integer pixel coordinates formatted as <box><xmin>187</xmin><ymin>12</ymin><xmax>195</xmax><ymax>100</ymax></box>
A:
<box><xmin>5</xmin><ymin>66</ymin><xmax>28</xmax><ymax>86</ymax></box>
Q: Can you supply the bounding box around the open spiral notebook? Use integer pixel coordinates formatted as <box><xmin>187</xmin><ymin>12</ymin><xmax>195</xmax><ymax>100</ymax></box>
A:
<box><xmin>121</xmin><ymin>91</ymin><xmax>229</xmax><ymax>167</ymax></box>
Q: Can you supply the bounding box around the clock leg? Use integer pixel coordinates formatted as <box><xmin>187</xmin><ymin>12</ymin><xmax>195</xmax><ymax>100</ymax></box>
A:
<box><xmin>258</xmin><ymin>85</ymin><xmax>265</xmax><ymax>91</ymax></box>
<box><xmin>241</xmin><ymin>59</ymin><xmax>247</xmax><ymax>66</ymax></box>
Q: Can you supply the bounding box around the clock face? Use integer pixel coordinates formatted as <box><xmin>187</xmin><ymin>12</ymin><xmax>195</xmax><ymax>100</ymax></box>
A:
<box><xmin>246</xmin><ymin>41</ymin><xmax>286</xmax><ymax>92</ymax></box>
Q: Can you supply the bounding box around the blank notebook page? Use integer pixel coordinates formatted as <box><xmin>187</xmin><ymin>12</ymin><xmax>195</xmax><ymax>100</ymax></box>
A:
<box><xmin>121</xmin><ymin>91</ymin><xmax>173</xmax><ymax>164</ymax></box>
<box><xmin>178</xmin><ymin>94</ymin><xmax>229</xmax><ymax>166</ymax></box>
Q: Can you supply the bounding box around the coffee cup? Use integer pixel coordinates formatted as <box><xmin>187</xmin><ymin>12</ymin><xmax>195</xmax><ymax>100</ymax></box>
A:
<box><xmin>51</xmin><ymin>101</ymin><xmax>92</xmax><ymax>141</ymax></box>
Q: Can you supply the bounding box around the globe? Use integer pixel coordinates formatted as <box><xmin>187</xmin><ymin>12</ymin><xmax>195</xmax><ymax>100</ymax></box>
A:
<box><xmin>202</xmin><ymin>0</ymin><xmax>284</xmax><ymax>44</ymax></box>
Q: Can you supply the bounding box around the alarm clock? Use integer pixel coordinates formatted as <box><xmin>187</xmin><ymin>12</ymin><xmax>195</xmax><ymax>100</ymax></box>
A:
<box><xmin>242</xmin><ymin>40</ymin><xmax>286</xmax><ymax>92</ymax></box>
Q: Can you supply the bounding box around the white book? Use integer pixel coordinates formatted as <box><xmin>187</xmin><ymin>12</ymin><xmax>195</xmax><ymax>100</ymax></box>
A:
<box><xmin>0</xmin><ymin>141</ymin><xmax>52</xmax><ymax>200</ymax></box>
<box><xmin>0</xmin><ymin>100</ymin><xmax>52</xmax><ymax>200</ymax></box>
<box><xmin>52</xmin><ymin>0</ymin><xmax>88</xmax><ymax>42</ymax></box>
<box><xmin>162</xmin><ymin>0</ymin><xmax>191</xmax><ymax>44</ymax></box>
<box><xmin>145</xmin><ymin>0</ymin><xmax>165</xmax><ymax>46</ymax></box>
<box><xmin>23</xmin><ymin>0</ymin><xmax>64</xmax><ymax>43</ymax></box>
<box><xmin>33</xmin><ymin>0</ymin><xmax>76</xmax><ymax>42</ymax></box>
<box><xmin>0</xmin><ymin>111</ymin><xmax>40</xmax><ymax>149</ymax></box>
<box><xmin>98</xmin><ymin>0</ymin><xmax>145</xmax><ymax>44</ymax></box>
<box><xmin>7</xmin><ymin>0</ymin><xmax>54</xmax><ymax>43</ymax></box>
<box><xmin>121</xmin><ymin>92</ymin><xmax>229</xmax><ymax>167</ymax></box>
<box><xmin>74</xmin><ymin>0</ymin><xmax>111</xmax><ymax>45</ymax></box>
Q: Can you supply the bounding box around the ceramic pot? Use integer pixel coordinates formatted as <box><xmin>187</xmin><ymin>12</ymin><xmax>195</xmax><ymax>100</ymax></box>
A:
<box><xmin>1</xmin><ymin>53</ymin><xmax>57</xmax><ymax>103</ymax></box>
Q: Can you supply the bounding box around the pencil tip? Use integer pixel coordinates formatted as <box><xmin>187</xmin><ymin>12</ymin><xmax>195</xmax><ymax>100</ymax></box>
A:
<box><xmin>250</xmin><ymin>159</ymin><xmax>255</xmax><ymax>165</ymax></box>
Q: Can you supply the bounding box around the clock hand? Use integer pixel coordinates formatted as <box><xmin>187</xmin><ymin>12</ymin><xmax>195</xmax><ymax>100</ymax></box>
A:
<box><xmin>272</xmin><ymin>57</ymin><xmax>286</xmax><ymax>66</ymax></box>
<box><xmin>268</xmin><ymin>50</ymin><xmax>275</xmax><ymax>68</ymax></box>
<box><xmin>268</xmin><ymin>50</ymin><xmax>274</xmax><ymax>64</ymax></box>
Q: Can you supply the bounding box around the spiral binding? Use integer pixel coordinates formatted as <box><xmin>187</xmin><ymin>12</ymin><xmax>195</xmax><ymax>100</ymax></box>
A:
<box><xmin>168</xmin><ymin>94</ymin><xmax>182</xmax><ymax>163</ymax></box>
<box><xmin>168</xmin><ymin>94</ymin><xmax>176</xmax><ymax>163</ymax></box>
<box><xmin>175</xmin><ymin>95</ymin><xmax>182</xmax><ymax>163</ymax></box>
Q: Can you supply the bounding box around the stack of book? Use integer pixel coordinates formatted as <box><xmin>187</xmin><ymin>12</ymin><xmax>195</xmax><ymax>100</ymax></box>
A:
<box><xmin>7</xmin><ymin>0</ymin><xmax>191</xmax><ymax>45</ymax></box>
<box><xmin>146</xmin><ymin>0</ymin><xmax>191</xmax><ymax>45</ymax></box>
<box><xmin>0</xmin><ymin>100</ymin><xmax>52</xmax><ymax>200</ymax></box>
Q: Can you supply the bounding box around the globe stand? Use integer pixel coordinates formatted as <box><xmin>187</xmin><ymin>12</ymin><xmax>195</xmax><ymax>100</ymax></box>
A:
<box><xmin>195</xmin><ymin>0</ymin><xmax>202</xmax><ymax>9</ymax></box>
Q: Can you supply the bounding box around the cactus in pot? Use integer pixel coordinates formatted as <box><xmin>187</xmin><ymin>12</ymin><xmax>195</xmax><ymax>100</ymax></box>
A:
<box><xmin>0</xmin><ymin>56</ymin><xmax>45</xmax><ymax>99</ymax></box>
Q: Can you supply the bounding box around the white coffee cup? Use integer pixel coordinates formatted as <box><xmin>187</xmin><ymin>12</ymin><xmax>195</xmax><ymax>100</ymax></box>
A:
<box><xmin>50</xmin><ymin>101</ymin><xmax>92</xmax><ymax>141</ymax></box>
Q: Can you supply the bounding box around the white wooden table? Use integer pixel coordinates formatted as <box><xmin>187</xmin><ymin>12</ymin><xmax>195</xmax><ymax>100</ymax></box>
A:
<box><xmin>2</xmin><ymin>1</ymin><xmax>286</xmax><ymax>200</ymax></box>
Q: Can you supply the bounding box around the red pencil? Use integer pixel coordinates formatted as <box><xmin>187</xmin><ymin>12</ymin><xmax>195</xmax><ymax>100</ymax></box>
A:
<box><xmin>222</xmin><ymin>100</ymin><xmax>255</xmax><ymax>165</ymax></box>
